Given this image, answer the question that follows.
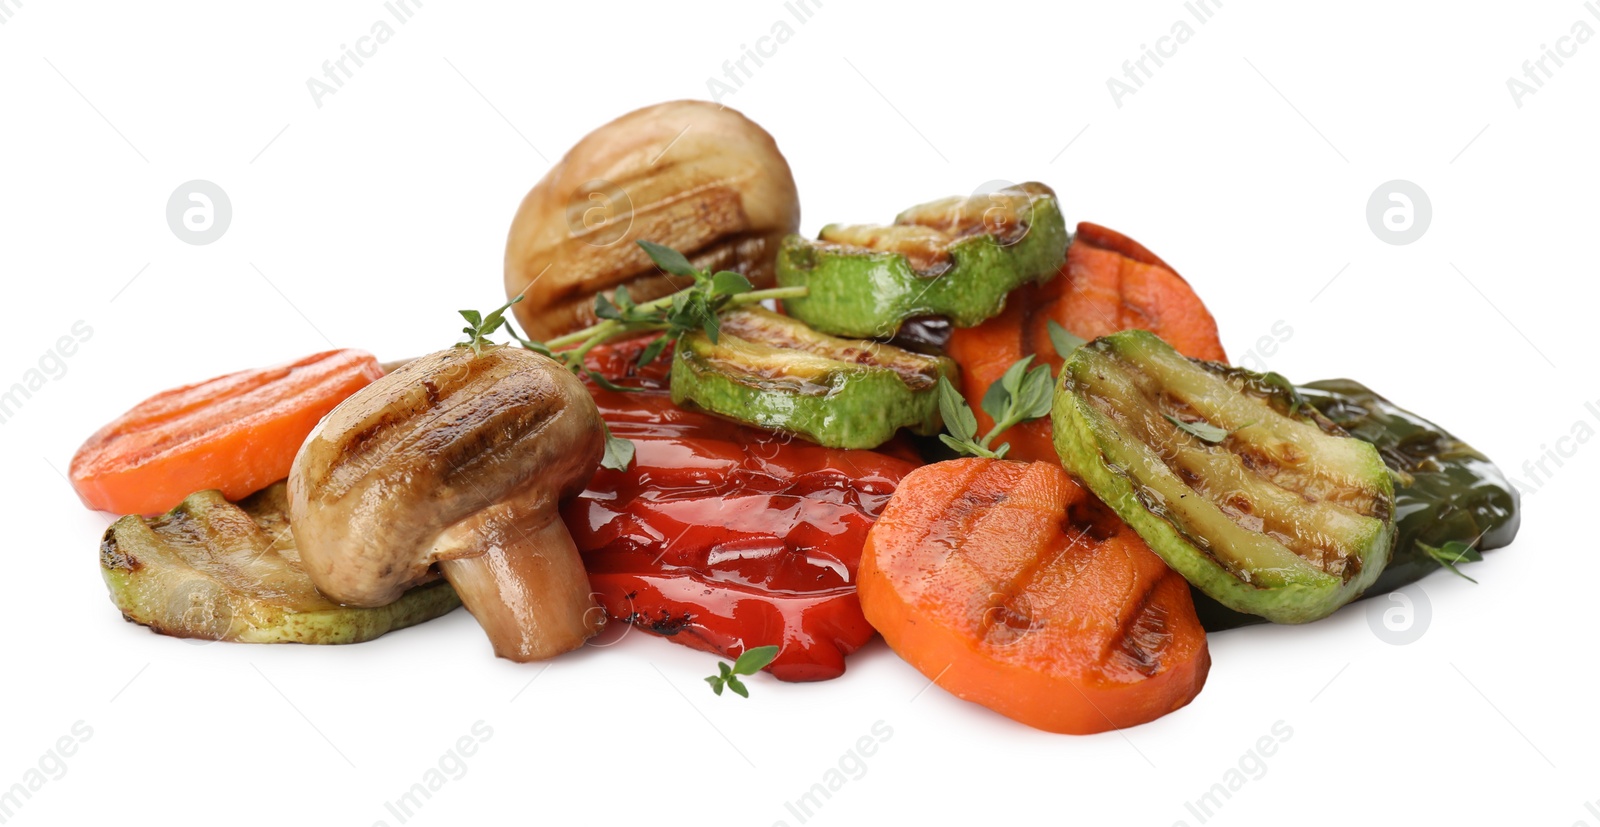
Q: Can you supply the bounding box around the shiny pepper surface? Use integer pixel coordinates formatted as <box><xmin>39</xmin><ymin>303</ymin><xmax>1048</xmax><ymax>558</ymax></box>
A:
<box><xmin>563</xmin><ymin>336</ymin><xmax>921</xmax><ymax>681</ymax></box>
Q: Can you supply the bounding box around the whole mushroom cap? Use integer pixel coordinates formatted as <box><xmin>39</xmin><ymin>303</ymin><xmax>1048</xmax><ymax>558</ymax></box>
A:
<box><xmin>289</xmin><ymin>346</ymin><xmax>602</xmax><ymax>608</ymax></box>
<box><xmin>504</xmin><ymin>100</ymin><xmax>801</xmax><ymax>341</ymax></box>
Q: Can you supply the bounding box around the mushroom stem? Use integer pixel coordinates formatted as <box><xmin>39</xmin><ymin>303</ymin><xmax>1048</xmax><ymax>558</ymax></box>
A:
<box><xmin>436</xmin><ymin>518</ymin><xmax>603</xmax><ymax>662</ymax></box>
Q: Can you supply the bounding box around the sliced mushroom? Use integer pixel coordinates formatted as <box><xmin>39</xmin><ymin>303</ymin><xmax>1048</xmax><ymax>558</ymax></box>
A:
<box><xmin>504</xmin><ymin>100</ymin><xmax>801</xmax><ymax>340</ymax></box>
<box><xmin>288</xmin><ymin>346</ymin><xmax>605</xmax><ymax>661</ymax></box>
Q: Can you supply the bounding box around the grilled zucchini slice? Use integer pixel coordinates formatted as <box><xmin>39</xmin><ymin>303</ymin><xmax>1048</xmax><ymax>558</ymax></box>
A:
<box><xmin>101</xmin><ymin>482</ymin><xmax>460</xmax><ymax>643</ymax></box>
<box><xmin>1052</xmin><ymin>330</ymin><xmax>1395</xmax><ymax>624</ymax></box>
<box><xmin>776</xmin><ymin>182</ymin><xmax>1068</xmax><ymax>338</ymax></box>
<box><xmin>670</xmin><ymin>306</ymin><xmax>956</xmax><ymax>449</ymax></box>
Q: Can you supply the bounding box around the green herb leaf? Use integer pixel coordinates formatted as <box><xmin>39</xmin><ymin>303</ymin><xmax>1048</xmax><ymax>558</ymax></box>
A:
<box><xmin>1165</xmin><ymin>413</ymin><xmax>1232</xmax><ymax>444</ymax></box>
<box><xmin>980</xmin><ymin>376</ymin><xmax>1011</xmax><ymax>424</ymax></box>
<box><xmin>710</xmin><ymin>270</ymin><xmax>754</xmax><ymax>298</ymax></box>
<box><xmin>982</xmin><ymin>356</ymin><xmax>1032</xmax><ymax>422</ymax></box>
<box><xmin>457</xmin><ymin>295</ymin><xmax>526</xmax><ymax>355</ymax></box>
<box><xmin>1422</xmin><ymin>540</ymin><xmax>1483</xmax><ymax>583</ymax></box>
<box><xmin>937</xmin><ymin>377</ymin><xmax>978</xmax><ymax>444</ymax></box>
<box><xmin>1046</xmin><ymin>320</ymin><xmax>1087</xmax><ymax>360</ymax></box>
<box><xmin>636</xmin><ymin>335</ymin><xmax>671</xmax><ymax>368</ymax></box>
<box><xmin>594</xmin><ymin>292</ymin><xmax>622</xmax><ymax>321</ymax></box>
<box><xmin>1014</xmin><ymin>363</ymin><xmax>1055</xmax><ymax>421</ymax></box>
<box><xmin>660</xmin><ymin>289</ymin><xmax>725</xmax><ymax>345</ymax></box>
<box><xmin>482</xmin><ymin>300</ymin><xmax>516</xmax><ymax>335</ymax></box>
<box><xmin>938</xmin><ymin>433</ymin><xmax>973</xmax><ymax>455</ymax></box>
<box><xmin>963</xmin><ymin>355</ymin><xmax>1057</xmax><ymax>459</ymax></box>
<box><xmin>600</xmin><ymin>422</ymin><xmax>635</xmax><ymax>472</ymax></box>
<box><xmin>980</xmin><ymin>355</ymin><xmax>1054</xmax><ymax>428</ymax></box>
<box><xmin>1001</xmin><ymin>355</ymin><xmax>1033</xmax><ymax>398</ymax></box>
<box><xmin>1259</xmin><ymin>371</ymin><xmax>1303</xmax><ymax>415</ymax></box>
<box><xmin>732</xmin><ymin>645</ymin><xmax>780</xmax><ymax>675</ymax></box>
<box><xmin>1434</xmin><ymin>540</ymin><xmax>1483</xmax><ymax>564</ymax></box>
<box><xmin>704</xmin><ymin>646</ymin><xmax>778</xmax><ymax>698</ymax></box>
<box><xmin>638</xmin><ymin>240</ymin><xmax>699</xmax><ymax>278</ymax></box>
<box><xmin>478</xmin><ymin>242</ymin><xmax>806</xmax><ymax>410</ymax></box>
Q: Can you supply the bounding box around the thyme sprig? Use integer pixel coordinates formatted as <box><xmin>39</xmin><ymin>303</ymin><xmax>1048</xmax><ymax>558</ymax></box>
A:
<box><xmin>705</xmin><ymin>645</ymin><xmax>780</xmax><ymax>698</ymax></box>
<box><xmin>938</xmin><ymin>355</ymin><xmax>1054</xmax><ymax>460</ymax></box>
<box><xmin>456</xmin><ymin>240</ymin><xmax>807</xmax><ymax>471</ymax></box>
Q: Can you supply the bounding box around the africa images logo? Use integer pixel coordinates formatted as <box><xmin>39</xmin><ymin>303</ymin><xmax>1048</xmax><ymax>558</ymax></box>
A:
<box><xmin>1104</xmin><ymin>0</ymin><xmax>1224</xmax><ymax>108</ymax></box>
<box><xmin>1504</xmin><ymin>2</ymin><xmax>1598</xmax><ymax>108</ymax></box>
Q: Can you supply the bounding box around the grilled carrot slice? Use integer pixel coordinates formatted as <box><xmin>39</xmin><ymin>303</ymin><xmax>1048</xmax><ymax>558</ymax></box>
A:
<box><xmin>946</xmin><ymin>222</ymin><xmax>1227</xmax><ymax>463</ymax></box>
<box><xmin>859</xmin><ymin>458</ymin><xmax>1210</xmax><ymax>734</ymax></box>
<box><xmin>70</xmin><ymin>350</ymin><xmax>383</xmax><ymax>515</ymax></box>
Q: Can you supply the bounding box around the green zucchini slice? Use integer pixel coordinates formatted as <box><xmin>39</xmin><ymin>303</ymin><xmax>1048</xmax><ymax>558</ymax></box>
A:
<box><xmin>101</xmin><ymin>482</ymin><xmax>460</xmax><ymax>643</ymax></box>
<box><xmin>776</xmin><ymin>182</ymin><xmax>1068</xmax><ymax>338</ymax></box>
<box><xmin>1193</xmin><ymin>378</ymin><xmax>1521</xmax><ymax>630</ymax></box>
<box><xmin>1052</xmin><ymin>330</ymin><xmax>1395</xmax><ymax>624</ymax></box>
<box><xmin>669</xmin><ymin>306</ymin><xmax>956</xmax><ymax>449</ymax></box>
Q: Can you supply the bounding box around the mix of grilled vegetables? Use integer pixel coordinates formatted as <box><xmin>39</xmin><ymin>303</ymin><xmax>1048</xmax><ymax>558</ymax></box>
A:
<box><xmin>68</xmin><ymin>100</ymin><xmax>1521</xmax><ymax>733</ymax></box>
<box><xmin>776</xmin><ymin>182</ymin><xmax>1068</xmax><ymax>338</ymax></box>
<box><xmin>101</xmin><ymin>483</ymin><xmax>460</xmax><ymax>643</ymax></box>
<box><xmin>670</xmin><ymin>307</ymin><xmax>956</xmax><ymax>449</ymax></box>
<box><xmin>1052</xmin><ymin>330</ymin><xmax>1395</xmax><ymax>624</ymax></box>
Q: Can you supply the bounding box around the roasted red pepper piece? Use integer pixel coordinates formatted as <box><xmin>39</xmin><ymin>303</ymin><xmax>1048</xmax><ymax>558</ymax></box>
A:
<box><xmin>564</xmin><ymin>336</ymin><xmax>920</xmax><ymax>681</ymax></box>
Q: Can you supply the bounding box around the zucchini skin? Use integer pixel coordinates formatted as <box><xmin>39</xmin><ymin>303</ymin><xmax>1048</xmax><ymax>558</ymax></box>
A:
<box><xmin>1051</xmin><ymin>330</ymin><xmax>1395</xmax><ymax>624</ymax></box>
<box><xmin>775</xmin><ymin>185</ymin><xmax>1068</xmax><ymax>338</ymax></box>
<box><xmin>101</xmin><ymin>483</ymin><xmax>460</xmax><ymax>644</ymax></box>
<box><xmin>669</xmin><ymin>308</ymin><xmax>956</xmax><ymax>450</ymax></box>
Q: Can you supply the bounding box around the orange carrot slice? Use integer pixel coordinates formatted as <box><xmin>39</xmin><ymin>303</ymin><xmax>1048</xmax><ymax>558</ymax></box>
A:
<box><xmin>70</xmin><ymin>350</ymin><xmax>383</xmax><ymax>515</ymax></box>
<box><xmin>859</xmin><ymin>458</ymin><xmax>1210</xmax><ymax>734</ymax></box>
<box><xmin>946</xmin><ymin>222</ymin><xmax>1227</xmax><ymax>463</ymax></box>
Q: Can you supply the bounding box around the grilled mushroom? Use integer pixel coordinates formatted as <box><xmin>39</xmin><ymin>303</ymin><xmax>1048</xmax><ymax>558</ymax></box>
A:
<box><xmin>288</xmin><ymin>346</ymin><xmax>605</xmax><ymax>661</ymax></box>
<box><xmin>504</xmin><ymin>100</ymin><xmax>801</xmax><ymax>340</ymax></box>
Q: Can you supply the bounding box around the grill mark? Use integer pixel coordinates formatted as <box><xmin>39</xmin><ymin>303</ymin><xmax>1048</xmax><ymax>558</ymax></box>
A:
<box><xmin>920</xmin><ymin>462</ymin><xmax>1016</xmax><ymax>591</ymax></box>
<box><xmin>1086</xmin><ymin>352</ymin><xmax>1384</xmax><ymax>578</ymax></box>
<box><xmin>321</xmin><ymin>353</ymin><xmax>516</xmax><ymax>496</ymax></box>
<box><xmin>84</xmin><ymin>354</ymin><xmax>361</xmax><ymax>471</ymax></box>
<box><xmin>946</xmin><ymin>481</ymin><xmax>1007</xmax><ymax>524</ymax></box>
<box><xmin>1065</xmin><ymin>496</ymin><xmax>1122</xmax><ymax>543</ymax></box>
<box><xmin>434</xmin><ymin>390</ymin><xmax>566</xmax><ymax>495</ymax></box>
<box><xmin>543</xmin><ymin>183</ymin><xmax>755</xmax><ymax>306</ymax></box>
<box><xmin>715</xmin><ymin>311</ymin><xmax>944</xmax><ymax>390</ymax></box>
<box><xmin>1110</xmin><ymin>575</ymin><xmax>1169</xmax><ymax>677</ymax></box>
<box><xmin>960</xmin><ymin>464</ymin><xmax>1091</xmax><ymax>622</ymax></box>
<box><xmin>545</xmin><ymin>229</ymin><xmax>777</xmax><ymax>333</ymax></box>
<box><xmin>979</xmin><ymin>592</ymin><xmax>1041</xmax><ymax>647</ymax></box>
<box><xmin>100</xmin><ymin>527</ymin><xmax>137</xmax><ymax>571</ymax></box>
<box><xmin>336</xmin><ymin>355</ymin><xmax>494</xmax><ymax>466</ymax></box>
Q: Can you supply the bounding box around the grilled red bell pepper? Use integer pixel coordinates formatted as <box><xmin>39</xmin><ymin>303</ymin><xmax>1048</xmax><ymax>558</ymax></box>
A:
<box><xmin>565</xmin><ymin>336</ymin><xmax>920</xmax><ymax>681</ymax></box>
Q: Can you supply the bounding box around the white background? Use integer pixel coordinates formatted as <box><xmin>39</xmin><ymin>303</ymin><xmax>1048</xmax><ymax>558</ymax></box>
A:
<box><xmin>1</xmin><ymin>1</ymin><xmax>1596</xmax><ymax>825</ymax></box>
